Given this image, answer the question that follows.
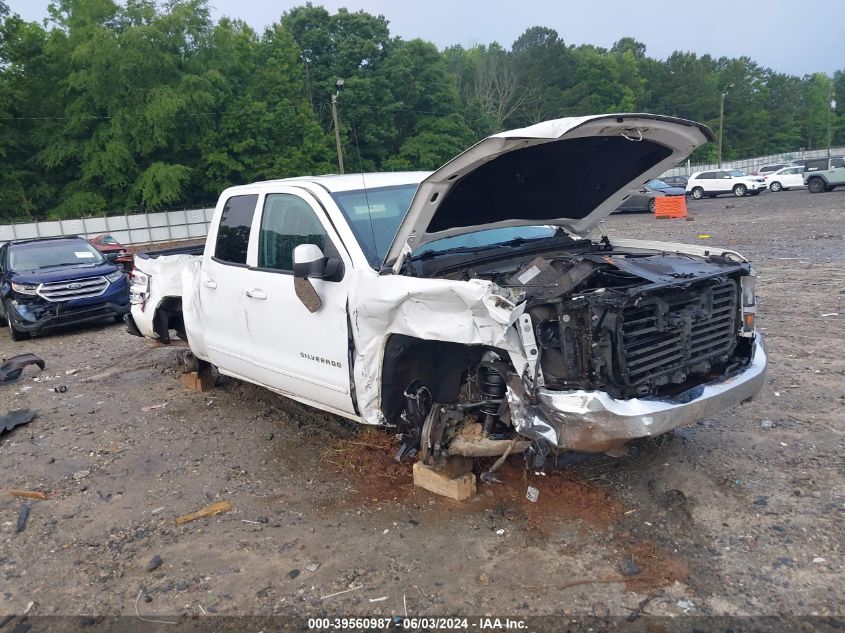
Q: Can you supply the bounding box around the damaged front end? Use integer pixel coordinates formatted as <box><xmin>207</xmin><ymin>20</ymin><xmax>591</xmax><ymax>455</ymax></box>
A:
<box><xmin>384</xmin><ymin>242</ymin><xmax>766</xmax><ymax>464</ymax></box>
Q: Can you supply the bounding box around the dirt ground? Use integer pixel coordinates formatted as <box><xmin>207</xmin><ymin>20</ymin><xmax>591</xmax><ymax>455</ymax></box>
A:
<box><xmin>1</xmin><ymin>189</ymin><xmax>843</xmax><ymax>625</ymax></box>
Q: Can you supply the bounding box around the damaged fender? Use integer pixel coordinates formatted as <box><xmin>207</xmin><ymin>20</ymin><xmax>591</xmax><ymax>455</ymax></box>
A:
<box><xmin>348</xmin><ymin>274</ymin><xmax>529</xmax><ymax>425</ymax></box>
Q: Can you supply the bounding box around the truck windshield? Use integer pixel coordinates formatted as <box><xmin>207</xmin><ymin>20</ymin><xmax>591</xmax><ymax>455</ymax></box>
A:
<box><xmin>9</xmin><ymin>240</ymin><xmax>105</xmax><ymax>272</ymax></box>
<box><xmin>333</xmin><ymin>184</ymin><xmax>560</xmax><ymax>267</ymax></box>
<box><xmin>332</xmin><ymin>184</ymin><xmax>418</xmax><ymax>268</ymax></box>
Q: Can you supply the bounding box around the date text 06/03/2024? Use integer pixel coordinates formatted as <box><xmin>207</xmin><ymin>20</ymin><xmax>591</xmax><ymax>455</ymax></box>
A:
<box><xmin>306</xmin><ymin>617</ymin><xmax>527</xmax><ymax>630</ymax></box>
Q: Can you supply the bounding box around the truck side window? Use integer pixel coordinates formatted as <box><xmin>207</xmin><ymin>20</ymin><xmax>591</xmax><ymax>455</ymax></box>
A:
<box><xmin>214</xmin><ymin>194</ymin><xmax>258</xmax><ymax>265</ymax></box>
<box><xmin>258</xmin><ymin>194</ymin><xmax>337</xmax><ymax>272</ymax></box>
<box><xmin>831</xmin><ymin>158</ymin><xmax>845</xmax><ymax>169</ymax></box>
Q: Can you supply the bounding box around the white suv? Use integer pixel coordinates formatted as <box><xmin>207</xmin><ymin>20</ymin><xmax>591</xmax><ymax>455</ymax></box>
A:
<box><xmin>686</xmin><ymin>169</ymin><xmax>767</xmax><ymax>199</ymax></box>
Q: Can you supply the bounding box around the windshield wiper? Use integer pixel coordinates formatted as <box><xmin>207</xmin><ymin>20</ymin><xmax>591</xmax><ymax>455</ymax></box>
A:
<box><xmin>30</xmin><ymin>261</ymin><xmax>99</xmax><ymax>271</ymax></box>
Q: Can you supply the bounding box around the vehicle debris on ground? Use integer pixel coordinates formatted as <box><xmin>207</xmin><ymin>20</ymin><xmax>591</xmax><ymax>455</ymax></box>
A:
<box><xmin>0</xmin><ymin>409</ymin><xmax>36</xmax><ymax>437</ymax></box>
<box><xmin>0</xmin><ymin>354</ymin><xmax>44</xmax><ymax>384</ymax></box>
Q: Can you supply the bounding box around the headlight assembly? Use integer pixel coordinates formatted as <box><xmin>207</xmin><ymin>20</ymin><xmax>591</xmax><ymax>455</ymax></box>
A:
<box><xmin>11</xmin><ymin>282</ymin><xmax>38</xmax><ymax>295</ymax></box>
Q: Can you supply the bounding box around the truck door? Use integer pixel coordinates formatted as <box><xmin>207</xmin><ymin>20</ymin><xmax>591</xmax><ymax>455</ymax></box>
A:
<box><xmin>237</xmin><ymin>189</ymin><xmax>356</xmax><ymax>416</ymax></box>
<box><xmin>199</xmin><ymin>193</ymin><xmax>261</xmax><ymax>379</ymax></box>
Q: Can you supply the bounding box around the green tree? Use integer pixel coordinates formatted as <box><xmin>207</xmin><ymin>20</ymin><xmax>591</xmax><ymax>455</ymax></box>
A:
<box><xmin>383</xmin><ymin>113</ymin><xmax>476</xmax><ymax>171</ymax></box>
<box><xmin>803</xmin><ymin>72</ymin><xmax>834</xmax><ymax>151</ymax></box>
<box><xmin>200</xmin><ymin>22</ymin><xmax>333</xmax><ymax>190</ymax></box>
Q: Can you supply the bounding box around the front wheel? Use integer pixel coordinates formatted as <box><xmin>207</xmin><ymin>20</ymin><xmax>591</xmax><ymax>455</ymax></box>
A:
<box><xmin>733</xmin><ymin>184</ymin><xmax>747</xmax><ymax>197</ymax></box>
<box><xmin>691</xmin><ymin>187</ymin><xmax>704</xmax><ymax>200</ymax></box>
<box><xmin>807</xmin><ymin>178</ymin><xmax>825</xmax><ymax>193</ymax></box>
<box><xmin>5</xmin><ymin>305</ymin><xmax>29</xmax><ymax>341</ymax></box>
<box><xmin>769</xmin><ymin>181</ymin><xmax>782</xmax><ymax>192</ymax></box>
<box><xmin>648</xmin><ymin>198</ymin><xmax>656</xmax><ymax>213</ymax></box>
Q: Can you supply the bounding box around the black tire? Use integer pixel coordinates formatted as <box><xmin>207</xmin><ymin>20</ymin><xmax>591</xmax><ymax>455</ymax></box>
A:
<box><xmin>648</xmin><ymin>198</ymin><xmax>656</xmax><ymax>213</ymax></box>
<box><xmin>6</xmin><ymin>307</ymin><xmax>29</xmax><ymax>341</ymax></box>
<box><xmin>769</xmin><ymin>181</ymin><xmax>782</xmax><ymax>192</ymax></box>
<box><xmin>807</xmin><ymin>177</ymin><xmax>825</xmax><ymax>193</ymax></box>
<box><xmin>691</xmin><ymin>187</ymin><xmax>704</xmax><ymax>200</ymax></box>
<box><xmin>113</xmin><ymin>314</ymin><xmax>124</xmax><ymax>323</ymax></box>
<box><xmin>733</xmin><ymin>184</ymin><xmax>747</xmax><ymax>197</ymax></box>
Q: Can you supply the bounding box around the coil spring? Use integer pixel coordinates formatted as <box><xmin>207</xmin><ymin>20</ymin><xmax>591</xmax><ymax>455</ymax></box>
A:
<box><xmin>478</xmin><ymin>366</ymin><xmax>506</xmax><ymax>418</ymax></box>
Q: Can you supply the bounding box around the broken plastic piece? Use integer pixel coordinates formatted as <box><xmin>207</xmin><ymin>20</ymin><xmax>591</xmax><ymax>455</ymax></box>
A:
<box><xmin>0</xmin><ymin>354</ymin><xmax>45</xmax><ymax>383</ymax></box>
<box><xmin>0</xmin><ymin>409</ymin><xmax>36</xmax><ymax>436</ymax></box>
<box><xmin>526</xmin><ymin>486</ymin><xmax>540</xmax><ymax>502</ymax></box>
<box><xmin>16</xmin><ymin>504</ymin><xmax>30</xmax><ymax>533</ymax></box>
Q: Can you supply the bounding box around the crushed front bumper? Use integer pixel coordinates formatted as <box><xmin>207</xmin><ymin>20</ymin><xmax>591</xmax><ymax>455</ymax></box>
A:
<box><xmin>509</xmin><ymin>336</ymin><xmax>767</xmax><ymax>452</ymax></box>
<box><xmin>8</xmin><ymin>300</ymin><xmax>130</xmax><ymax>334</ymax></box>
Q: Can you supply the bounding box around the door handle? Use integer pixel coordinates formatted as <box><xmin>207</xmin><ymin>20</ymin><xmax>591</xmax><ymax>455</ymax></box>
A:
<box><xmin>245</xmin><ymin>289</ymin><xmax>267</xmax><ymax>300</ymax></box>
<box><xmin>202</xmin><ymin>279</ymin><xmax>217</xmax><ymax>289</ymax></box>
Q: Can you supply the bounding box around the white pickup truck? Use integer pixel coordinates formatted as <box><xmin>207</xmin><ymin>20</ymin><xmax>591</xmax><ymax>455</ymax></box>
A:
<box><xmin>126</xmin><ymin>114</ymin><xmax>766</xmax><ymax>466</ymax></box>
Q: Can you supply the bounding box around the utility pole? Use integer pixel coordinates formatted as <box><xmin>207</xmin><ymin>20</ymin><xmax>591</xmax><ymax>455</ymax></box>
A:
<box><xmin>828</xmin><ymin>92</ymin><xmax>836</xmax><ymax>157</ymax></box>
<box><xmin>717</xmin><ymin>83</ymin><xmax>734</xmax><ymax>168</ymax></box>
<box><xmin>331</xmin><ymin>79</ymin><xmax>345</xmax><ymax>175</ymax></box>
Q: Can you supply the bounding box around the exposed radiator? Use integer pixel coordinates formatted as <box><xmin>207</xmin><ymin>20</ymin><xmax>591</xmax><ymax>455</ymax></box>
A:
<box><xmin>619</xmin><ymin>280</ymin><xmax>739</xmax><ymax>388</ymax></box>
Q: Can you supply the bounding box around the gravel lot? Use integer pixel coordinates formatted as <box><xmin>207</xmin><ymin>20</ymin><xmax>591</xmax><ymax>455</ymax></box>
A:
<box><xmin>1</xmin><ymin>189</ymin><xmax>843</xmax><ymax>624</ymax></box>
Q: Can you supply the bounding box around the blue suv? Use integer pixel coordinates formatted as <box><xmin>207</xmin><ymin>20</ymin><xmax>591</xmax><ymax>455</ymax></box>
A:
<box><xmin>0</xmin><ymin>236</ymin><xmax>130</xmax><ymax>341</ymax></box>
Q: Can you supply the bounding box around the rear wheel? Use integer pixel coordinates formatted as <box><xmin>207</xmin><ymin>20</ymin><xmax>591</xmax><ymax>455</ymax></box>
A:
<box><xmin>648</xmin><ymin>198</ymin><xmax>656</xmax><ymax>213</ymax></box>
<box><xmin>807</xmin><ymin>177</ymin><xmax>825</xmax><ymax>193</ymax></box>
<box><xmin>733</xmin><ymin>184</ymin><xmax>747</xmax><ymax>197</ymax></box>
<box><xmin>769</xmin><ymin>181</ymin><xmax>782</xmax><ymax>192</ymax></box>
<box><xmin>691</xmin><ymin>187</ymin><xmax>704</xmax><ymax>200</ymax></box>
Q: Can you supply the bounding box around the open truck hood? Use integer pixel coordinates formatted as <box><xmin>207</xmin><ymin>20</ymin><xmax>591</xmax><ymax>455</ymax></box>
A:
<box><xmin>385</xmin><ymin>113</ymin><xmax>714</xmax><ymax>271</ymax></box>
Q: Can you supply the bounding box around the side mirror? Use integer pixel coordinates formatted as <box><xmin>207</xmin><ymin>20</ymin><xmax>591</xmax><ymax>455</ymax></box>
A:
<box><xmin>292</xmin><ymin>244</ymin><xmax>343</xmax><ymax>313</ymax></box>
<box><xmin>105</xmin><ymin>252</ymin><xmax>120</xmax><ymax>263</ymax></box>
<box><xmin>292</xmin><ymin>244</ymin><xmax>341</xmax><ymax>280</ymax></box>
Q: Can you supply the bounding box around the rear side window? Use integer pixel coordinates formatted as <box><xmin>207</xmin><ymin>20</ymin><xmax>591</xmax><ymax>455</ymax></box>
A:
<box><xmin>697</xmin><ymin>172</ymin><xmax>714</xmax><ymax>180</ymax></box>
<box><xmin>257</xmin><ymin>194</ymin><xmax>336</xmax><ymax>272</ymax></box>
<box><xmin>214</xmin><ymin>195</ymin><xmax>258</xmax><ymax>265</ymax></box>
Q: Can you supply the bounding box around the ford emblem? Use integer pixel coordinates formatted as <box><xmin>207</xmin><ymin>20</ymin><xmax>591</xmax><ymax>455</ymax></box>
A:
<box><xmin>66</xmin><ymin>282</ymin><xmax>82</xmax><ymax>289</ymax></box>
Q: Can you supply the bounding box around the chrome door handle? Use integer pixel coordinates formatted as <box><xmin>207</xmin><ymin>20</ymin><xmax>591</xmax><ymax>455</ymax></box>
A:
<box><xmin>245</xmin><ymin>289</ymin><xmax>267</xmax><ymax>300</ymax></box>
<box><xmin>202</xmin><ymin>279</ymin><xmax>217</xmax><ymax>289</ymax></box>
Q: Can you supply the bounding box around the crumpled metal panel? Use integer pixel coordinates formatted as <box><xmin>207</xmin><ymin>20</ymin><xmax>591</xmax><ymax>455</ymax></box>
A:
<box><xmin>348</xmin><ymin>275</ymin><xmax>529</xmax><ymax>425</ymax></box>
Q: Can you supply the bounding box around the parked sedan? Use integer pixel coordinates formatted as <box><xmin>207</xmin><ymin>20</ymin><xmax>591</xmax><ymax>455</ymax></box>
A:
<box><xmin>615</xmin><ymin>179</ymin><xmax>685</xmax><ymax>213</ymax></box>
<box><xmin>764</xmin><ymin>166</ymin><xmax>806</xmax><ymax>192</ymax></box>
<box><xmin>89</xmin><ymin>234</ymin><xmax>133</xmax><ymax>271</ymax></box>
<box><xmin>754</xmin><ymin>163</ymin><xmax>791</xmax><ymax>177</ymax></box>
<box><xmin>661</xmin><ymin>175</ymin><xmax>689</xmax><ymax>189</ymax></box>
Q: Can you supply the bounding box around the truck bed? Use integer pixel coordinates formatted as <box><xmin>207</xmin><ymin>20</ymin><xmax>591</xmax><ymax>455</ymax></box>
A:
<box><xmin>135</xmin><ymin>243</ymin><xmax>205</xmax><ymax>259</ymax></box>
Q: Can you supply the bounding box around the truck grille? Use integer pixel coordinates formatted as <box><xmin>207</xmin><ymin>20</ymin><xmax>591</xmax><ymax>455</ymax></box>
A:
<box><xmin>37</xmin><ymin>276</ymin><xmax>109</xmax><ymax>302</ymax></box>
<box><xmin>619</xmin><ymin>280</ymin><xmax>739</xmax><ymax>388</ymax></box>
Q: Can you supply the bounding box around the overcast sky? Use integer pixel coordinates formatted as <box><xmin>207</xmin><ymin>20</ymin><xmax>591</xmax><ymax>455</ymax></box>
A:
<box><xmin>8</xmin><ymin>0</ymin><xmax>843</xmax><ymax>77</ymax></box>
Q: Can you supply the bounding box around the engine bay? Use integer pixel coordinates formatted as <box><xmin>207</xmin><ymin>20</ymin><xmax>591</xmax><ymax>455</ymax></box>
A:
<box><xmin>419</xmin><ymin>239</ymin><xmax>755</xmax><ymax>399</ymax></box>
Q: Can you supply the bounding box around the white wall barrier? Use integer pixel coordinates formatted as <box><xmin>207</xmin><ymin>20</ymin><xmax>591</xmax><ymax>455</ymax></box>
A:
<box><xmin>662</xmin><ymin>147</ymin><xmax>845</xmax><ymax>177</ymax></box>
<box><xmin>0</xmin><ymin>208</ymin><xmax>215</xmax><ymax>246</ymax></box>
